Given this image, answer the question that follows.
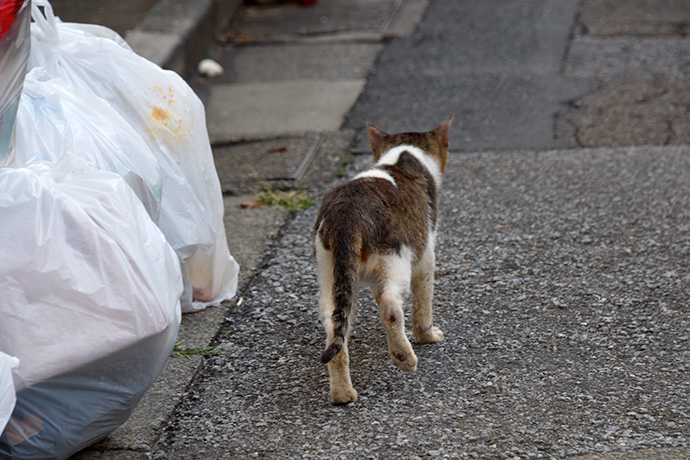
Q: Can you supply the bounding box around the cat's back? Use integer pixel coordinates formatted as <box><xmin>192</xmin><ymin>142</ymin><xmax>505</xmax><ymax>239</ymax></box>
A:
<box><xmin>319</xmin><ymin>149</ymin><xmax>432</xmax><ymax>219</ymax></box>
<box><xmin>316</xmin><ymin>161</ymin><xmax>432</xmax><ymax>258</ymax></box>
<box><xmin>316</xmin><ymin>174</ymin><xmax>398</xmax><ymax>235</ymax></box>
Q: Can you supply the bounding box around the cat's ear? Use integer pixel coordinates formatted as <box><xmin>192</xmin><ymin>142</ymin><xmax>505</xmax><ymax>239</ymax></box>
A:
<box><xmin>432</xmin><ymin>116</ymin><xmax>453</xmax><ymax>149</ymax></box>
<box><xmin>366</xmin><ymin>123</ymin><xmax>388</xmax><ymax>160</ymax></box>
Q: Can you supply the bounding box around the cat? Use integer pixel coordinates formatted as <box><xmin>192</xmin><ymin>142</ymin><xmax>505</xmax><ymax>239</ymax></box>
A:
<box><xmin>314</xmin><ymin>117</ymin><xmax>452</xmax><ymax>404</ymax></box>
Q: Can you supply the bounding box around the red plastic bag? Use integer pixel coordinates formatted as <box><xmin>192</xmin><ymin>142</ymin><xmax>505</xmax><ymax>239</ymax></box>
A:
<box><xmin>0</xmin><ymin>0</ymin><xmax>24</xmax><ymax>38</ymax></box>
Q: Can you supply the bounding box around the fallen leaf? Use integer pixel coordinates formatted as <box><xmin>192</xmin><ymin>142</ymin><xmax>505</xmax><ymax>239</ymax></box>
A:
<box><xmin>266</xmin><ymin>146</ymin><xmax>288</xmax><ymax>154</ymax></box>
<box><xmin>240</xmin><ymin>199</ymin><xmax>266</xmax><ymax>209</ymax></box>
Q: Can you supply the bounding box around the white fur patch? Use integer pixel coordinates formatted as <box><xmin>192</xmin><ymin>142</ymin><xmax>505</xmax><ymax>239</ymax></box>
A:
<box><xmin>360</xmin><ymin>245</ymin><xmax>413</xmax><ymax>298</ymax></box>
<box><xmin>384</xmin><ymin>245</ymin><xmax>414</xmax><ymax>296</ymax></box>
<box><xmin>315</xmin><ymin>234</ymin><xmax>336</xmax><ymax>326</ymax></box>
<box><xmin>354</xmin><ymin>168</ymin><xmax>396</xmax><ymax>186</ymax></box>
<box><xmin>375</xmin><ymin>145</ymin><xmax>442</xmax><ymax>187</ymax></box>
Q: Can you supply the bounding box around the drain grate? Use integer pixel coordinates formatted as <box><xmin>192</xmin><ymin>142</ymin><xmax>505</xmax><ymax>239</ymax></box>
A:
<box><xmin>212</xmin><ymin>134</ymin><xmax>323</xmax><ymax>194</ymax></box>
<box><xmin>273</xmin><ymin>133</ymin><xmax>323</xmax><ymax>181</ymax></box>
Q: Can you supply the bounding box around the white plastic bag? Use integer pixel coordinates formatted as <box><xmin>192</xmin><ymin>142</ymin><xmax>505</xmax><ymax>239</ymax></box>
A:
<box><xmin>0</xmin><ymin>156</ymin><xmax>182</xmax><ymax>390</ymax></box>
<box><xmin>13</xmin><ymin>68</ymin><xmax>209</xmax><ymax>311</ymax></box>
<box><xmin>0</xmin><ymin>156</ymin><xmax>182</xmax><ymax>459</ymax></box>
<box><xmin>28</xmin><ymin>0</ymin><xmax>239</xmax><ymax>310</ymax></box>
<box><xmin>15</xmin><ymin>68</ymin><xmax>163</xmax><ymax>222</ymax></box>
<box><xmin>0</xmin><ymin>353</ymin><xmax>19</xmax><ymax>435</ymax></box>
<box><xmin>0</xmin><ymin>0</ymin><xmax>30</xmax><ymax>165</ymax></box>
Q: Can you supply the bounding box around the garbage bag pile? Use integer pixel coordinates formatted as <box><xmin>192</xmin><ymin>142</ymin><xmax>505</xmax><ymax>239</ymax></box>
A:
<box><xmin>0</xmin><ymin>1</ymin><xmax>239</xmax><ymax>458</ymax></box>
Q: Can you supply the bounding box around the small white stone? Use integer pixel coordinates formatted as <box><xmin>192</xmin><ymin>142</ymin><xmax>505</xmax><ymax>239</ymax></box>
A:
<box><xmin>198</xmin><ymin>58</ymin><xmax>224</xmax><ymax>78</ymax></box>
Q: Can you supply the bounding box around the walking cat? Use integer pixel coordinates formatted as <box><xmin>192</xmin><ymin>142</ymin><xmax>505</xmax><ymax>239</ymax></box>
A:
<box><xmin>314</xmin><ymin>117</ymin><xmax>452</xmax><ymax>404</ymax></box>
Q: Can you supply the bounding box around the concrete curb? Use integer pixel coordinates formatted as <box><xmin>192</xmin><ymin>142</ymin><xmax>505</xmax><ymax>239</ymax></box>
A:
<box><xmin>70</xmin><ymin>3</ymin><xmax>245</xmax><ymax>459</ymax></box>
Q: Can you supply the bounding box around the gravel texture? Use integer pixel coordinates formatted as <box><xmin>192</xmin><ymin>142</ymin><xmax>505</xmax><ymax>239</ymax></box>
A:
<box><xmin>158</xmin><ymin>147</ymin><xmax>690</xmax><ymax>459</ymax></box>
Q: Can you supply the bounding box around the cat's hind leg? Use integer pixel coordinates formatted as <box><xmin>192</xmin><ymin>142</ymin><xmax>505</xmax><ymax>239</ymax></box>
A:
<box><xmin>321</xmin><ymin>299</ymin><xmax>357</xmax><ymax>404</ymax></box>
<box><xmin>411</xmin><ymin>243</ymin><xmax>444</xmax><ymax>343</ymax></box>
<box><xmin>327</xmin><ymin>338</ymin><xmax>358</xmax><ymax>404</ymax></box>
<box><xmin>376</xmin><ymin>248</ymin><xmax>418</xmax><ymax>372</ymax></box>
<box><xmin>379</xmin><ymin>291</ymin><xmax>418</xmax><ymax>372</ymax></box>
<box><xmin>316</xmin><ymin>237</ymin><xmax>358</xmax><ymax>404</ymax></box>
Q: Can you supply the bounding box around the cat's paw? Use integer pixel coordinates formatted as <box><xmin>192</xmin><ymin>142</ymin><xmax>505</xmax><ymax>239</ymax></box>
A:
<box><xmin>391</xmin><ymin>350</ymin><xmax>418</xmax><ymax>372</ymax></box>
<box><xmin>414</xmin><ymin>325</ymin><xmax>444</xmax><ymax>344</ymax></box>
<box><xmin>331</xmin><ymin>385</ymin><xmax>358</xmax><ymax>405</ymax></box>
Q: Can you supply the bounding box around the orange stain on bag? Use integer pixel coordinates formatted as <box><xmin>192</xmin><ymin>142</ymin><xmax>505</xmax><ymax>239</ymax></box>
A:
<box><xmin>151</xmin><ymin>106</ymin><xmax>170</xmax><ymax>121</ymax></box>
<box><xmin>147</xmin><ymin>85</ymin><xmax>192</xmax><ymax>143</ymax></box>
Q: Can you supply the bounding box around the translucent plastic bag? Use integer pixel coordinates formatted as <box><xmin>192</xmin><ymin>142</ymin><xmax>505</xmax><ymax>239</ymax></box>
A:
<box><xmin>13</xmin><ymin>68</ymin><xmax>208</xmax><ymax>311</ymax></box>
<box><xmin>0</xmin><ymin>0</ymin><xmax>30</xmax><ymax>165</ymax></box>
<box><xmin>28</xmin><ymin>0</ymin><xmax>239</xmax><ymax>310</ymax></box>
<box><xmin>0</xmin><ymin>156</ymin><xmax>182</xmax><ymax>459</ymax></box>
<box><xmin>15</xmin><ymin>67</ymin><xmax>163</xmax><ymax>222</ymax></box>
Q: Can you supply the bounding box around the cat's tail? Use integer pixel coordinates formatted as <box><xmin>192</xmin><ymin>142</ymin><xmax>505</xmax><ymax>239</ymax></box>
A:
<box><xmin>321</xmin><ymin>336</ymin><xmax>344</xmax><ymax>364</ymax></box>
<box><xmin>320</xmin><ymin>230</ymin><xmax>360</xmax><ymax>364</ymax></box>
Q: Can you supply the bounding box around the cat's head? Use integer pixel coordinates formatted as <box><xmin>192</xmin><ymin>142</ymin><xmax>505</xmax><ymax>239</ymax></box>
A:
<box><xmin>366</xmin><ymin>117</ymin><xmax>453</xmax><ymax>173</ymax></box>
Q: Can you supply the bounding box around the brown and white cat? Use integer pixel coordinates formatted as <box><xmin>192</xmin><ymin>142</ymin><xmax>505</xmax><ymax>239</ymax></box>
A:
<box><xmin>314</xmin><ymin>117</ymin><xmax>452</xmax><ymax>404</ymax></box>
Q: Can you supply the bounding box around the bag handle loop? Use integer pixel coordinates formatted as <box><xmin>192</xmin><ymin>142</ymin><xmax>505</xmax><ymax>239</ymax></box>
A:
<box><xmin>30</xmin><ymin>0</ymin><xmax>58</xmax><ymax>40</ymax></box>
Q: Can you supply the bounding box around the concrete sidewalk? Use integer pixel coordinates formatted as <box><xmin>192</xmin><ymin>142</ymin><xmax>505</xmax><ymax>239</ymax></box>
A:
<box><xmin>40</xmin><ymin>0</ymin><xmax>690</xmax><ymax>458</ymax></box>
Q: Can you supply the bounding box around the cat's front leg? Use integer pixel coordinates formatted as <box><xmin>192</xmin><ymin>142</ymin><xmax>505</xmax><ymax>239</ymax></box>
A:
<box><xmin>327</xmin><ymin>341</ymin><xmax>358</xmax><ymax>405</ymax></box>
<box><xmin>411</xmin><ymin>245</ymin><xmax>444</xmax><ymax>344</ymax></box>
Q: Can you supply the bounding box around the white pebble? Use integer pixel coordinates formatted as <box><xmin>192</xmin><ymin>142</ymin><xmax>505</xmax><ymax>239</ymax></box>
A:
<box><xmin>198</xmin><ymin>58</ymin><xmax>224</xmax><ymax>78</ymax></box>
